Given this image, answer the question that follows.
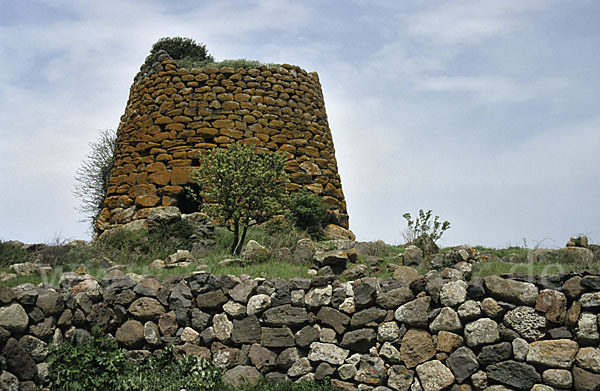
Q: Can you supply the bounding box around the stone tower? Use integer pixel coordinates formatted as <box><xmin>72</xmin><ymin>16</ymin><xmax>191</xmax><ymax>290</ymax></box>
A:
<box><xmin>98</xmin><ymin>52</ymin><xmax>349</xmax><ymax>236</ymax></box>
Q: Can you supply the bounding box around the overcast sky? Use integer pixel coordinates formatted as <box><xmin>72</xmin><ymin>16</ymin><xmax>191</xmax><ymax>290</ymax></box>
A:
<box><xmin>1</xmin><ymin>0</ymin><xmax>599</xmax><ymax>248</ymax></box>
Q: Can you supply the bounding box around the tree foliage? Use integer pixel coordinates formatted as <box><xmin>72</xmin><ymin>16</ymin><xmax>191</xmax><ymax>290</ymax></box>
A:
<box><xmin>190</xmin><ymin>143</ymin><xmax>289</xmax><ymax>255</ymax></box>
<box><xmin>144</xmin><ymin>37</ymin><xmax>214</xmax><ymax>68</ymax></box>
<box><xmin>73</xmin><ymin>129</ymin><xmax>117</xmax><ymax>234</ymax></box>
<box><xmin>287</xmin><ymin>189</ymin><xmax>329</xmax><ymax>236</ymax></box>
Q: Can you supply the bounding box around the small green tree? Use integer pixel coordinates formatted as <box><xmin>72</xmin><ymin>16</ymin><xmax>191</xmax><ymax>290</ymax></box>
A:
<box><xmin>73</xmin><ymin>129</ymin><xmax>117</xmax><ymax>233</ymax></box>
<box><xmin>190</xmin><ymin>143</ymin><xmax>288</xmax><ymax>255</ymax></box>
<box><xmin>144</xmin><ymin>37</ymin><xmax>214</xmax><ymax>68</ymax></box>
<box><xmin>402</xmin><ymin>209</ymin><xmax>451</xmax><ymax>243</ymax></box>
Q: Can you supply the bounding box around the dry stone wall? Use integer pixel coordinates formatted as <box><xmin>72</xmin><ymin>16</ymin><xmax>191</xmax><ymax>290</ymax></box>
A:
<box><xmin>98</xmin><ymin>52</ymin><xmax>348</xmax><ymax>234</ymax></box>
<box><xmin>1</xmin><ymin>270</ymin><xmax>600</xmax><ymax>390</ymax></box>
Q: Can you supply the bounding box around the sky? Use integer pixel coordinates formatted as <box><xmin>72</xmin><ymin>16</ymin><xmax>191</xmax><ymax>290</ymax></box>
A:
<box><xmin>1</xmin><ymin>0</ymin><xmax>599</xmax><ymax>249</ymax></box>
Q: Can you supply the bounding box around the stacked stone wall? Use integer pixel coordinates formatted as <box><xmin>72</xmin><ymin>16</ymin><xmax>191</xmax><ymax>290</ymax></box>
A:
<box><xmin>98</xmin><ymin>54</ymin><xmax>348</xmax><ymax>233</ymax></box>
<box><xmin>1</xmin><ymin>271</ymin><xmax>600</xmax><ymax>390</ymax></box>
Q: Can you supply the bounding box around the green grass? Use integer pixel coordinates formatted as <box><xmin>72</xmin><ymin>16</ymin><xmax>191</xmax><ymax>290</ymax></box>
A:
<box><xmin>2</xmin><ymin>225</ymin><xmax>599</xmax><ymax>289</ymax></box>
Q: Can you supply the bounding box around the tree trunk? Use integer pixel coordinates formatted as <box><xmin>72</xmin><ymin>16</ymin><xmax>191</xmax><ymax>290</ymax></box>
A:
<box><xmin>231</xmin><ymin>221</ymin><xmax>240</xmax><ymax>255</ymax></box>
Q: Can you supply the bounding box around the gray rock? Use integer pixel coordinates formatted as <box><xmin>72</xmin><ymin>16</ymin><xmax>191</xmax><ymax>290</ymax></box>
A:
<box><xmin>503</xmin><ymin>306</ymin><xmax>546</xmax><ymax>340</ymax></box>
<box><xmin>319</xmin><ymin>327</ymin><xmax>336</xmax><ymax>343</ymax></box>
<box><xmin>415</xmin><ymin>360</ymin><xmax>455</xmax><ymax>391</ymax></box>
<box><xmin>542</xmin><ymin>369</ymin><xmax>572</xmax><ymax>389</ymax></box>
<box><xmin>0</xmin><ymin>286</ymin><xmax>16</xmax><ymax>304</ymax></box>
<box><xmin>18</xmin><ymin>336</ymin><xmax>47</xmax><ymax>362</ymax></box>
<box><xmin>395</xmin><ymin>296</ymin><xmax>431</xmax><ymax>328</ymax></box>
<box><xmin>471</xmin><ymin>371</ymin><xmax>487</xmax><ymax>391</ymax></box>
<box><xmin>429</xmin><ymin>307</ymin><xmax>462</xmax><ymax>333</ymax></box>
<box><xmin>36</xmin><ymin>290</ymin><xmax>64</xmax><ymax>316</ymax></box>
<box><xmin>378</xmin><ymin>321</ymin><xmax>401</xmax><ymax>342</ymax></box>
<box><xmin>247</xmin><ymin>294</ymin><xmax>271</xmax><ymax>316</ymax></box>
<box><xmin>223</xmin><ymin>301</ymin><xmax>247</xmax><ymax>318</ymax></box>
<box><xmin>457</xmin><ymin>300</ymin><xmax>481</xmax><ymax>321</ymax></box>
<box><xmin>211</xmin><ymin>342</ymin><xmax>240</xmax><ymax>369</ymax></box>
<box><xmin>402</xmin><ymin>245</ymin><xmax>422</xmax><ymax>266</ymax></box>
<box><xmin>338</xmin><ymin>363</ymin><xmax>357</xmax><ymax>381</ymax></box>
<box><xmin>0</xmin><ymin>304</ymin><xmax>28</xmax><ymax>334</ymax></box>
<box><xmin>380</xmin><ymin>342</ymin><xmax>402</xmax><ymax>364</ymax></box>
<box><xmin>314</xmin><ymin>249</ymin><xmax>348</xmax><ymax>268</ymax></box>
<box><xmin>342</xmin><ymin>265</ymin><xmax>368</xmax><ymax>280</ymax></box>
<box><xmin>576</xmin><ymin>347</ymin><xmax>600</xmax><ymax>373</ymax></box>
<box><xmin>294</xmin><ymin>238</ymin><xmax>315</xmax><ymax>263</ymax></box>
<box><xmin>242</xmin><ymin>240</ymin><xmax>269</xmax><ymax>261</ymax></box>
<box><xmin>147</xmin><ymin>206</ymin><xmax>180</xmax><ymax>228</ymax></box>
<box><xmin>213</xmin><ymin>313</ymin><xmax>233</xmax><ymax>341</ymax></box>
<box><xmin>356</xmin><ymin>355</ymin><xmax>387</xmax><ymax>385</ymax></box>
<box><xmin>2</xmin><ymin>338</ymin><xmax>37</xmax><ymax>381</ymax></box>
<box><xmin>190</xmin><ymin>308</ymin><xmax>211</xmax><ymax>330</ymax></box>
<box><xmin>248</xmin><ymin>343</ymin><xmax>277</xmax><ymax>371</ymax></box>
<box><xmin>143</xmin><ymin>321</ymin><xmax>160</xmax><ymax>345</ymax></box>
<box><xmin>196</xmin><ymin>289</ymin><xmax>228</xmax><ymax>310</ymax></box>
<box><xmin>222</xmin><ymin>365</ymin><xmax>261</xmax><ymax>387</ymax></box>
<box><xmin>526</xmin><ymin>339</ymin><xmax>578</xmax><ymax>369</ymax></box>
<box><xmin>0</xmin><ymin>370</ymin><xmax>19</xmax><ymax>391</ymax></box>
<box><xmin>315</xmin><ymin>362</ymin><xmax>335</xmax><ymax>380</ymax></box>
<box><xmin>288</xmin><ymin>357</ymin><xmax>312</xmax><ymax>377</ymax></box>
<box><xmin>576</xmin><ymin>312</ymin><xmax>599</xmax><ymax>344</ymax></box>
<box><xmin>464</xmin><ymin>318</ymin><xmax>500</xmax><ymax>347</ymax></box>
<box><xmin>353</xmin><ymin>282</ymin><xmax>377</xmax><ymax>309</ymax></box>
<box><xmin>447</xmin><ymin>347</ymin><xmax>479</xmax><ymax>383</ymax></box>
<box><xmin>231</xmin><ymin>315</ymin><xmax>261</xmax><ymax>344</ymax></box>
<box><xmin>308</xmin><ymin>342</ymin><xmax>349</xmax><ymax>365</ymax></box>
<box><xmin>439</xmin><ymin>280</ymin><xmax>468</xmax><ymax>307</ymax></box>
<box><xmin>229</xmin><ymin>280</ymin><xmax>258</xmax><ymax>303</ymax></box>
<box><xmin>477</xmin><ymin>342</ymin><xmax>512</xmax><ymax>366</ymax></box>
<box><xmin>169</xmin><ymin>280</ymin><xmax>193</xmax><ymax>309</ymax></box>
<box><xmin>295</xmin><ymin>325</ymin><xmax>320</xmax><ymax>347</ymax></box>
<box><xmin>376</xmin><ymin>287</ymin><xmax>414</xmax><ymax>309</ymax></box>
<box><xmin>317</xmin><ymin>307</ymin><xmax>350</xmax><ymax>334</ymax></box>
<box><xmin>483</xmin><ymin>275</ymin><xmax>538</xmax><ymax>305</ymax></box>
<box><xmin>340</xmin><ymin>328</ymin><xmax>377</xmax><ymax>353</ymax></box>
<box><xmin>487</xmin><ymin>360</ymin><xmax>541</xmax><ymax>390</ymax></box>
<box><xmin>304</xmin><ymin>285</ymin><xmax>332</xmax><ymax>309</ymax></box>
<box><xmin>29</xmin><ymin>317</ymin><xmax>56</xmax><ymax>340</ymax></box>
<box><xmin>262</xmin><ymin>304</ymin><xmax>308</xmax><ymax>327</ymax></box>
<box><xmin>388</xmin><ymin>365</ymin><xmax>414</xmax><ymax>391</ymax></box>
<box><xmin>276</xmin><ymin>347</ymin><xmax>300</xmax><ymax>370</ymax></box>
<box><xmin>351</xmin><ymin>307</ymin><xmax>387</xmax><ymax>328</ymax></box>
<box><xmin>512</xmin><ymin>338</ymin><xmax>529</xmax><ymax>361</ymax></box>
<box><xmin>262</xmin><ymin>327</ymin><xmax>295</xmax><ymax>348</ymax></box>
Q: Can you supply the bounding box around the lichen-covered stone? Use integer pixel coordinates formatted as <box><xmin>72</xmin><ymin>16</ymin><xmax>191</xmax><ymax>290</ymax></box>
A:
<box><xmin>576</xmin><ymin>347</ymin><xmax>600</xmax><ymax>373</ymax></box>
<box><xmin>464</xmin><ymin>318</ymin><xmax>500</xmax><ymax>347</ymax></box>
<box><xmin>526</xmin><ymin>339</ymin><xmax>578</xmax><ymax>369</ymax></box>
<box><xmin>395</xmin><ymin>297</ymin><xmax>431</xmax><ymax>328</ymax></box>
<box><xmin>542</xmin><ymin>369</ymin><xmax>572</xmax><ymax>389</ymax></box>
<box><xmin>0</xmin><ymin>304</ymin><xmax>28</xmax><ymax>334</ymax></box>
<box><xmin>355</xmin><ymin>355</ymin><xmax>387</xmax><ymax>386</ymax></box>
<box><xmin>308</xmin><ymin>342</ymin><xmax>349</xmax><ymax>365</ymax></box>
<box><xmin>415</xmin><ymin>360</ymin><xmax>454</xmax><ymax>391</ymax></box>
<box><xmin>439</xmin><ymin>280</ymin><xmax>468</xmax><ymax>307</ymax></box>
